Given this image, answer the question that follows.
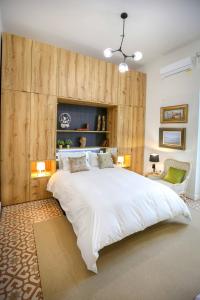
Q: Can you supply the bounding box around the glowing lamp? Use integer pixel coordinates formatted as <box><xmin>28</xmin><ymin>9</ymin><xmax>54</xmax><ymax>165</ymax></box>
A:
<box><xmin>36</xmin><ymin>161</ymin><xmax>45</xmax><ymax>176</ymax></box>
<box><xmin>117</xmin><ymin>156</ymin><xmax>124</xmax><ymax>167</ymax></box>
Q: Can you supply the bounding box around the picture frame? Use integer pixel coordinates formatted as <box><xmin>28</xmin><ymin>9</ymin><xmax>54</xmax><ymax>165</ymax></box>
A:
<box><xmin>160</xmin><ymin>104</ymin><xmax>188</xmax><ymax>123</ymax></box>
<box><xmin>159</xmin><ymin>128</ymin><xmax>186</xmax><ymax>150</ymax></box>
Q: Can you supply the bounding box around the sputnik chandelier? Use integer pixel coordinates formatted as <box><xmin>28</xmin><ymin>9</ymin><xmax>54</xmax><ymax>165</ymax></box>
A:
<box><xmin>104</xmin><ymin>12</ymin><xmax>143</xmax><ymax>73</ymax></box>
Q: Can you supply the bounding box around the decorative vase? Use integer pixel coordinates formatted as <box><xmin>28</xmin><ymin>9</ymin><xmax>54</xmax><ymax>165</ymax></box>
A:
<box><xmin>97</xmin><ymin>115</ymin><xmax>101</xmax><ymax>131</ymax></box>
<box><xmin>102</xmin><ymin>115</ymin><xmax>106</xmax><ymax>131</ymax></box>
<box><xmin>59</xmin><ymin>145</ymin><xmax>63</xmax><ymax>149</ymax></box>
<box><xmin>66</xmin><ymin>145</ymin><xmax>70</xmax><ymax>149</ymax></box>
<box><xmin>80</xmin><ymin>137</ymin><xmax>86</xmax><ymax>148</ymax></box>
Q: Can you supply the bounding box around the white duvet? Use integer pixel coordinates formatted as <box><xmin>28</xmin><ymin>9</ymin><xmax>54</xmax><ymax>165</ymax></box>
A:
<box><xmin>47</xmin><ymin>167</ymin><xmax>191</xmax><ymax>273</ymax></box>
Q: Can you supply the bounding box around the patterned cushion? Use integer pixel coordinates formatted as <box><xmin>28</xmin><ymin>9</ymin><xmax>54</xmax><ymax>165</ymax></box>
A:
<box><xmin>68</xmin><ymin>156</ymin><xmax>89</xmax><ymax>173</ymax></box>
<box><xmin>97</xmin><ymin>153</ymin><xmax>114</xmax><ymax>169</ymax></box>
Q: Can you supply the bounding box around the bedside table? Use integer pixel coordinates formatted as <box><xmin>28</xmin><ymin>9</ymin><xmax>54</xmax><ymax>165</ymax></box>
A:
<box><xmin>145</xmin><ymin>172</ymin><xmax>162</xmax><ymax>180</ymax></box>
<box><xmin>30</xmin><ymin>176</ymin><xmax>52</xmax><ymax>201</ymax></box>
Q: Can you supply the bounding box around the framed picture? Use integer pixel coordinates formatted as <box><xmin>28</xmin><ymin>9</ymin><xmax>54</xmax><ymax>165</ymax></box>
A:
<box><xmin>159</xmin><ymin>128</ymin><xmax>186</xmax><ymax>150</ymax></box>
<box><xmin>160</xmin><ymin>104</ymin><xmax>188</xmax><ymax>123</ymax></box>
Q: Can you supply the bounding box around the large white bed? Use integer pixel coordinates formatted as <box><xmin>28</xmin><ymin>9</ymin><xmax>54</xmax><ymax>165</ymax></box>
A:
<box><xmin>47</xmin><ymin>166</ymin><xmax>191</xmax><ymax>273</ymax></box>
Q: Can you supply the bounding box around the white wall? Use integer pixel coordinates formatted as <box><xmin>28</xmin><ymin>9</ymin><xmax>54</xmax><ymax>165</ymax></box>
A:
<box><xmin>141</xmin><ymin>40</ymin><xmax>200</xmax><ymax>200</ymax></box>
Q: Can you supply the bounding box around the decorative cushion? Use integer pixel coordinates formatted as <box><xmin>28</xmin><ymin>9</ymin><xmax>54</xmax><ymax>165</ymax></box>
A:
<box><xmin>88</xmin><ymin>152</ymin><xmax>99</xmax><ymax>167</ymax></box>
<box><xmin>163</xmin><ymin>167</ymin><xmax>186</xmax><ymax>184</ymax></box>
<box><xmin>97</xmin><ymin>153</ymin><xmax>114</xmax><ymax>169</ymax></box>
<box><xmin>68</xmin><ymin>156</ymin><xmax>90</xmax><ymax>173</ymax></box>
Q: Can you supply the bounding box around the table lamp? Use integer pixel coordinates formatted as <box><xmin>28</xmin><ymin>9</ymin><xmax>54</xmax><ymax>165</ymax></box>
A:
<box><xmin>36</xmin><ymin>161</ymin><xmax>45</xmax><ymax>176</ymax></box>
<box><xmin>149</xmin><ymin>154</ymin><xmax>159</xmax><ymax>173</ymax></box>
<box><xmin>117</xmin><ymin>156</ymin><xmax>124</xmax><ymax>167</ymax></box>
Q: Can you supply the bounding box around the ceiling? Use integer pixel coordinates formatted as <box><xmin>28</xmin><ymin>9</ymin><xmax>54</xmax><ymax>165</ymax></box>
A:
<box><xmin>1</xmin><ymin>0</ymin><xmax>200</xmax><ymax>69</ymax></box>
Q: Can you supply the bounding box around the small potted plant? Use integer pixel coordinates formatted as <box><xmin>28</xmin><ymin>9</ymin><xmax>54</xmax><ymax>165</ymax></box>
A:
<box><xmin>57</xmin><ymin>139</ymin><xmax>65</xmax><ymax>149</ymax></box>
<box><xmin>65</xmin><ymin>138</ymin><xmax>73</xmax><ymax>149</ymax></box>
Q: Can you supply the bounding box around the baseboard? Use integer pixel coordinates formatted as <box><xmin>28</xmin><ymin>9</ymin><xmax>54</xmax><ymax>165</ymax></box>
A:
<box><xmin>186</xmin><ymin>192</ymin><xmax>200</xmax><ymax>201</ymax></box>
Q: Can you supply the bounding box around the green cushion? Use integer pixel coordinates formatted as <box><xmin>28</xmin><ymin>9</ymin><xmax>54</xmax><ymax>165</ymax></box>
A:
<box><xmin>164</xmin><ymin>167</ymin><xmax>186</xmax><ymax>184</ymax></box>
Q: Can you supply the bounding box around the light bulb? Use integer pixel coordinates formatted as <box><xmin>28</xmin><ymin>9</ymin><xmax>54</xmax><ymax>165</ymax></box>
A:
<box><xmin>104</xmin><ymin>48</ymin><xmax>113</xmax><ymax>58</ymax></box>
<box><xmin>119</xmin><ymin>62</ymin><xmax>129</xmax><ymax>73</ymax></box>
<box><xmin>133</xmin><ymin>51</ymin><xmax>143</xmax><ymax>61</ymax></box>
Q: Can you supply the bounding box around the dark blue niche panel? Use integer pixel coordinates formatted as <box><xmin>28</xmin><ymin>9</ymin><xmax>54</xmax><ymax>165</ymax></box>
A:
<box><xmin>57</xmin><ymin>103</ymin><xmax>108</xmax><ymax>148</ymax></box>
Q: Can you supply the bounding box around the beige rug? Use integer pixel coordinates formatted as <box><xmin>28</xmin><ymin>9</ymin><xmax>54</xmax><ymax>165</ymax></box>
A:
<box><xmin>34</xmin><ymin>210</ymin><xmax>200</xmax><ymax>300</ymax></box>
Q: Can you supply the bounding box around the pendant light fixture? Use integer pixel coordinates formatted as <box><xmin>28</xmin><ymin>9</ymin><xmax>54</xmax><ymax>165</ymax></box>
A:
<box><xmin>104</xmin><ymin>12</ymin><xmax>143</xmax><ymax>73</ymax></box>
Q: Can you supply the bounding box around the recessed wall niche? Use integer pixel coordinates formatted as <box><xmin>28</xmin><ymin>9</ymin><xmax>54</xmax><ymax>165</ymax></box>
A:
<box><xmin>57</xmin><ymin>103</ymin><xmax>109</xmax><ymax>148</ymax></box>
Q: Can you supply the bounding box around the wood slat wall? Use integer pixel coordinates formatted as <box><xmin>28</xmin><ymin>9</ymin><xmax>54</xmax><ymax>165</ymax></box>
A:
<box><xmin>1</xmin><ymin>32</ymin><xmax>146</xmax><ymax>205</ymax></box>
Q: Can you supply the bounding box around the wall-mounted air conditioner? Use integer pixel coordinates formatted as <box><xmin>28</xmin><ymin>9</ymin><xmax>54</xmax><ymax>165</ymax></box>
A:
<box><xmin>160</xmin><ymin>57</ymin><xmax>194</xmax><ymax>78</ymax></box>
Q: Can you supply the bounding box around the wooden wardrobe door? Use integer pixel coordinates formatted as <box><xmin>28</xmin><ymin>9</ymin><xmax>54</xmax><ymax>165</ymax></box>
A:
<box><xmin>2</xmin><ymin>33</ymin><xmax>32</xmax><ymax>92</ymax></box>
<box><xmin>58</xmin><ymin>49</ymin><xmax>91</xmax><ymax>100</ymax></box>
<box><xmin>117</xmin><ymin>105</ymin><xmax>133</xmax><ymax>155</ymax></box>
<box><xmin>105</xmin><ymin>63</ymin><xmax>119</xmax><ymax>105</ymax></box>
<box><xmin>31</xmin><ymin>41</ymin><xmax>58</xmax><ymax>95</ymax></box>
<box><xmin>131</xmin><ymin>107</ymin><xmax>145</xmax><ymax>174</ymax></box>
<box><xmin>90</xmin><ymin>57</ymin><xmax>106</xmax><ymax>103</ymax></box>
<box><xmin>30</xmin><ymin>94</ymin><xmax>57</xmax><ymax>161</ymax></box>
<box><xmin>1</xmin><ymin>90</ymin><xmax>30</xmax><ymax>205</ymax></box>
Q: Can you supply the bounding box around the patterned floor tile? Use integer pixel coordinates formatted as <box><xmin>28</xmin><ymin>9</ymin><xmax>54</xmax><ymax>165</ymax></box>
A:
<box><xmin>0</xmin><ymin>197</ymin><xmax>200</xmax><ymax>299</ymax></box>
<box><xmin>0</xmin><ymin>199</ymin><xmax>63</xmax><ymax>300</ymax></box>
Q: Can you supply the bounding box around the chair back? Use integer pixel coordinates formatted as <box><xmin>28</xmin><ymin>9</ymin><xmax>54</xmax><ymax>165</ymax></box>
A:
<box><xmin>163</xmin><ymin>159</ymin><xmax>191</xmax><ymax>181</ymax></box>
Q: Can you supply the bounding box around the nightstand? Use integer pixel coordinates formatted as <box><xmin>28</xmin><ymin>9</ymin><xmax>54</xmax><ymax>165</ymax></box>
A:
<box><xmin>30</xmin><ymin>160</ymin><xmax>56</xmax><ymax>201</ymax></box>
<box><xmin>30</xmin><ymin>176</ymin><xmax>52</xmax><ymax>201</ymax></box>
<box><xmin>145</xmin><ymin>172</ymin><xmax>162</xmax><ymax>180</ymax></box>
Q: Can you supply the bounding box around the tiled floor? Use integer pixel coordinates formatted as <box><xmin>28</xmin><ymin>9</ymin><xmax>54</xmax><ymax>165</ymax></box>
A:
<box><xmin>0</xmin><ymin>199</ymin><xmax>63</xmax><ymax>300</ymax></box>
<box><xmin>0</xmin><ymin>197</ymin><xmax>200</xmax><ymax>300</ymax></box>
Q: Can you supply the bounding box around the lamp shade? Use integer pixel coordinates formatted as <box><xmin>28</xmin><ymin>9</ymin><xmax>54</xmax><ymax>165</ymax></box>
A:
<box><xmin>149</xmin><ymin>154</ymin><xmax>159</xmax><ymax>163</ymax></box>
<box><xmin>36</xmin><ymin>161</ymin><xmax>45</xmax><ymax>172</ymax></box>
<box><xmin>117</xmin><ymin>156</ymin><xmax>124</xmax><ymax>164</ymax></box>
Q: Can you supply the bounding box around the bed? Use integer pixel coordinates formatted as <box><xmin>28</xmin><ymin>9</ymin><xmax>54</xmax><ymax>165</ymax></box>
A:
<box><xmin>47</xmin><ymin>164</ymin><xmax>191</xmax><ymax>273</ymax></box>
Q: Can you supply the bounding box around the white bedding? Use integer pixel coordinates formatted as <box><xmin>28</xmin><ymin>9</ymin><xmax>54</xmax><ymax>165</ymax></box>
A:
<box><xmin>47</xmin><ymin>167</ymin><xmax>191</xmax><ymax>273</ymax></box>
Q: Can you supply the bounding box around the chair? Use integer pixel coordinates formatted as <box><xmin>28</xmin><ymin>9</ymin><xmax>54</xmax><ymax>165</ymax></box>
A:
<box><xmin>156</xmin><ymin>159</ymin><xmax>191</xmax><ymax>199</ymax></box>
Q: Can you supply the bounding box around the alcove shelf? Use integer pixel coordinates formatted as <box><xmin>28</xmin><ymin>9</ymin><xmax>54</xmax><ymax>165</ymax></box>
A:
<box><xmin>57</xmin><ymin>130</ymin><xmax>110</xmax><ymax>133</ymax></box>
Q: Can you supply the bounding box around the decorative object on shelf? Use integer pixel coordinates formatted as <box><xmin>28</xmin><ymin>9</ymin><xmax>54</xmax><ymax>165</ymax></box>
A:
<box><xmin>77</xmin><ymin>123</ymin><xmax>90</xmax><ymax>131</ymax></box>
<box><xmin>80</xmin><ymin>137</ymin><xmax>87</xmax><ymax>148</ymax></box>
<box><xmin>102</xmin><ymin>115</ymin><xmax>106</xmax><ymax>131</ymax></box>
<box><xmin>159</xmin><ymin>128</ymin><xmax>186</xmax><ymax>150</ymax></box>
<box><xmin>57</xmin><ymin>139</ymin><xmax>65</xmax><ymax>149</ymax></box>
<box><xmin>160</xmin><ymin>104</ymin><xmax>188</xmax><ymax>123</ymax></box>
<box><xmin>65</xmin><ymin>138</ymin><xmax>73</xmax><ymax>149</ymax></box>
<box><xmin>36</xmin><ymin>161</ymin><xmax>46</xmax><ymax>177</ymax></box>
<box><xmin>117</xmin><ymin>156</ymin><xmax>124</xmax><ymax>167</ymax></box>
<box><xmin>103</xmin><ymin>12</ymin><xmax>143</xmax><ymax>73</ymax></box>
<box><xmin>149</xmin><ymin>154</ymin><xmax>159</xmax><ymax>173</ymax></box>
<box><xmin>101</xmin><ymin>139</ymin><xmax>109</xmax><ymax>147</ymax></box>
<box><xmin>97</xmin><ymin>115</ymin><xmax>101</xmax><ymax>131</ymax></box>
<box><xmin>59</xmin><ymin>112</ymin><xmax>71</xmax><ymax>129</ymax></box>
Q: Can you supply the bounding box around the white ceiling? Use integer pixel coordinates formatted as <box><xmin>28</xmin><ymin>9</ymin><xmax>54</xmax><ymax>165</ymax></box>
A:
<box><xmin>1</xmin><ymin>0</ymin><xmax>200</xmax><ymax>69</ymax></box>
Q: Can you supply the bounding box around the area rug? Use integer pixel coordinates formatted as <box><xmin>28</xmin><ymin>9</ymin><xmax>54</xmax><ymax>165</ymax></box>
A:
<box><xmin>34</xmin><ymin>209</ymin><xmax>200</xmax><ymax>300</ymax></box>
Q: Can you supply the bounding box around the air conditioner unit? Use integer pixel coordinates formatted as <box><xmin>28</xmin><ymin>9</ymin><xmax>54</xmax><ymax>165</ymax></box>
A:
<box><xmin>160</xmin><ymin>57</ymin><xmax>194</xmax><ymax>78</ymax></box>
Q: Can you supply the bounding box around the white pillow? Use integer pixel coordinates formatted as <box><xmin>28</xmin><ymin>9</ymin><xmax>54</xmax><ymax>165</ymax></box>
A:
<box><xmin>88</xmin><ymin>152</ymin><xmax>98</xmax><ymax>167</ymax></box>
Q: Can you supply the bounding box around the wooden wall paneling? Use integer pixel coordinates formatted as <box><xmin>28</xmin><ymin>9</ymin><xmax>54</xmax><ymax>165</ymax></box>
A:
<box><xmin>31</xmin><ymin>41</ymin><xmax>58</xmax><ymax>95</ymax></box>
<box><xmin>30</xmin><ymin>94</ymin><xmax>57</xmax><ymax>161</ymax></box>
<box><xmin>2</xmin><ymin>33</ymin><xmax>32</xmax><ymax>92</ymax></box>
<box><xmin>105</xmin><ymin>63</ymin><xmax>119</xmax><ymax>105</ymax></box>
<box><xmin>131</xmin><ymin>107</ymin><xmax>145</xmax><ymax>174</ymax></box>
<box><xmin>91</xmin><ymin>58</ymin><xmax>106</xmax><ymax>103</ymax></box>
<box><xmin>1</xmin><ymin>90</ymin><xmax>30</xmax><ymax>205</ymax></box>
